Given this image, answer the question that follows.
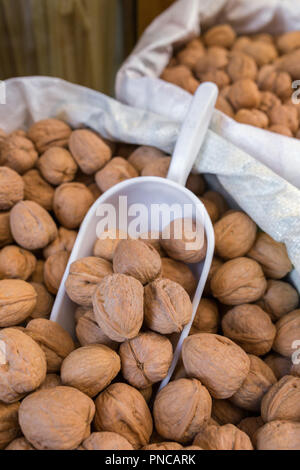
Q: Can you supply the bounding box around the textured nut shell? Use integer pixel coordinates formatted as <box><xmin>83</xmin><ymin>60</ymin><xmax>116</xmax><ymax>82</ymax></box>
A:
<box><xmin>0</xmin><ymin>135</ymin><xmax>38</xmax><ymax>174</ymax></box>
<box><xmin>199</xmin><ymin>197</ymin><xmax>219</xmax><ymax>223</ymax></box>
<box><xmin>0</xmin><ymin>246</ymin><xmax>36</xmax><ymax>280</ymax></box>
<box><xmin>216</xmin><ymin>95</ymin><xmax>235</xmax><ymax>117</ymax></box>
<box><xmin>10</xmin><ymin>201</ymin><xmax>57</xmax><ymax>250</ymax></box>
<box><xmin>143</xmin><ymin>442</ymin><xmax>183</xmax><ymax>450</ymax></box>
<box><xmin>0</xmin><ymin>279</ymin><xmax>37</xmax><ymax>327</ymax></box>
<box><xmin>248</xmin><ymin>233</ymin><xmax>292</xmax><ymax>279</ymax></box>
<box><xmin>258</xmin><ymin>66</ymin><xmax>292</xmax><ymax>101</ymax></box>
<box><xmin>75</xmin><ymin>308</ymin><xmax>118</xmax><ymax>350</ymax></box>
<box><xmin>277</xmin><ymin>31</ymin><xmax>300</xmax><ymax>54</ymax></box>
<box><xmin>5</xmin><ymin>437</ymin><xmax>35</xmax><ymax>450</ymax></box>
<box><xmin>93</xmin><ymin>229</ymin><xmax>127</xmax><ymax>261</ymax></box>
<box><xmin>53</xmin><ymin>183</ymin><xmax>94</xmax><ymax>229</ymax></box>
<box><xmin>257</xmin><ymin>280</ymin><xmax>299</xmax><ymax>321</ymax></box>
<box><xmin>186</xmin><ymin>172</ymin><xmax>206</xmax><ymax>196</ymax></box>
<box><xmin>29</xmin><ymin>260</ymin><xmax>45</xmax><ymax>284</ymax></box>
<box><xmin>238</xmin><ymin>41</ymin><xmax>278</xmax><ymax>66</ymax></box>
<box><xmin>26</xmin><ymin>318</ymin><xmax>75</xmax><ymax>373</ymax></box>
<box><xmin>95</xmin><ymin>157</ymin><xmax>138</xmax><ymax>192</ymax></box>
<box><xmin>93</xmin><ymin>273</ymin><xmax>144</xmax><ymax>342</ymax></box>
<box><xmin>80</xmin><ymin>432</ymin><xmax>133</xmax><ymax>450</ymax></box>
<box><xmin>0</xmin><ymin>402</ymin><xmax>20</xmax><ymax>449</ymax></box>
<box><xmin>261</xmin><ymin>375</ymin><xmax>300</xmax><ymax>423</ymax></box>
<box><xmin>44</xmin><ymin>251</ymin><xmax>69</xmax><ymax>294</ymax></box>
<box><xmin>182</xmin><ymin>333</ymin><xmax>250</xmax><ymax>399</ymax></box>
<box><xmin>230</xmin><ymin>355</ymin><xmax>276</xmax><ymax>412</ymax></box>
<box><xmin>255</xmin><ymin>420</ymin><xmax>300</xmax><ymax>450</ymax></box>
<box><xmin>161</xmin><ymin>66</ymin><xmax>199</xmax><ymax>95</ymax></box>
<box><xmin>204</xmin><ymin>256</ymin><xmax>223</xmax><ymax>295</ymax></box>
<box><xmin>141</xmin><ymin>156</ymin><xmax>171</xmax><ymax>177</ymax></box>
<box><xmin>269</xmin><ymin>124</ymin><xmax>293</xmax><ymax>137</ymax></box>
<box><xmin>227</xmin><ymin>52</ymin><xmax>257</xmax><ymax>81</ymax></box>
<box><xmin>211</xmin><ymin>399</ymin><xmax>247</xmax><ymax>426</ymax></box>
<box><xmin>0</xmin><ymin>328</ymin><xmax>46</xmax><ymax>403</ymax></box>
<box><xmin>211</xmin><ymin>257</ymin><xmax>267</xmax><ymax>305</ymax></box>
<box><xmin>273</xmin><ymin>309</ymin><xmax>300</xmax><ymax>357</ymax></box>
<box><xmin>38</xmin><ymin>374</ymin><xmax>62</xmax><ymax>390</ymax></box>
<box><xmin>192</xmin><ymin>298</ymin><xmax>219</xmax><ymax>334</ymax></box>
<box><xmin>204</xmin><ymin>24</ymin><xmax>236</xmax><ymax>48</ymax></box>
<box><xmin>194</xmin><ymin>47</ymin><xmax>229</xmax><ymax>74</ymax></box>
<box><xmin>139</xmin><ymin>385</ymin><xmax>153</xmax><ymax>403</ymax></box>
<box><xmin>28</xmin><ymin>119</ymin><xmax>72</xmax><ymax>153</ymax></box>
<box><xmin>161</xmin><ymin>257</ymin><xmax>197</xmax><ymax>297</ymax></box>
<box><xmin>235</xmin><ymin>109</ymin><xmax>269</xmax><ymax>129</ymax></box>
<box><xmin>61</xmin><ymin>344</ymin><xmax>120</xmax><ymax>397</ymax></box>
<box><xmin>0</xmin><ymin>212</ymin><xmax>13</xmax><ymax>248</ymax></box>
<box><xmin>128</xmin><ymin>146</ymin><xmax>166</xmax><ymax>172</ymax></box>
<box><xmin>203</xmin><ymin>190</ymin><xmax>228</xmax><ymax>217</ymax></box>
<box><xmin>19</xmin><ymin>386</ymin><xmax>95</xmax><ymax>450</ymax></box>
<box><xmin>259</xmin><ymin>91</ymin><xmax>281</xmax><ymax>113</ymax></box>
<box><xmin>65</xmin><ymin>257</ymin><xmax>113</xmax><ymax>307</ymax></box>
<box><xmin>193</xmin><ymin>423</ymin><xmax>253</xmax><ymax>450</ymax></box>
<box><xmin>69</xmin><ymin>129</ymin><xmax>112</xmax><ymax>174</ymax></box>
<box><xmin>228</xmin><ymin>79</ymin><xmax>261</xmax><ymax>110</ymax></box>
<box><xmin>38</xmin><ymin>147</ymin><xmax>77</xmax><ymax>185</ymax></box>
<box><xmin>0</xmin><ymin>167</ymin><xmax>24</xmax><ymax>210</ymax></box>
<box><xmin>264</xmin><ymin>353</ymin><xmax>291</xmax><ymax>380</ymax></box>
<box><xmin>94</xmin><ymin>382</ymin><xmax>153</xmax><ymax>449</ymax></box>
<box><xmin>43</xmin><ymin>227</ymin><xmax>77</xmax><ymax>259</ymax></box>
<box><xmin>119</xmin><ymin>332</ymin><xmax>173</xmax><ymax>388</ymax></box>
<box><xmin>154</xmin><ymin>378</ymin><xmax>212</xmax><ymax>443</ymax></box>
<box><xmin>144</xmin><ymin>278</ymin><xmax>192</xmax><ymax>334</ymax></box>
<box><xmin>22</xmin><ymin>169</ymin><xmax>54</xmax><ymax>211</ymax></box>
<box><xmin>222</xmin><ymin>304</ymin><xmax>276</xmax><ymax>356</ymax></box>
<box><xmin>238</xmin><ymin>416</ymin><xmax>264</xmax><ymax>444</ymax></box>
<box><xmin>113</xmin><ymin>239</ymin><xmax>161</xmax><ymax>285</ymax></box>
<box><xmin>269</xmin><ymin>104</ymin><xmax>299</xmax><ymax>133</ymax></box>
<box><xmin>161</xmin><ymin>218</ymin><xmax>207</xmax><ymax>263</ymax></box>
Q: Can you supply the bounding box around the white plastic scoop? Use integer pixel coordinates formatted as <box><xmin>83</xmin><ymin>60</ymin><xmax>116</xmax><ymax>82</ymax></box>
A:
<box><xmin>51</xmin><ymin>82</ymin><xmax>218</xmax><ymax>388</ymax></box>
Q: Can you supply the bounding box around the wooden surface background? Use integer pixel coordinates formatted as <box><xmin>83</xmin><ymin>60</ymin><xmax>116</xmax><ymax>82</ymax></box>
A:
<box><xmin>137</xmin><ymin>0</ymin><xmax>175</xmax><ymax>36</ymax></box>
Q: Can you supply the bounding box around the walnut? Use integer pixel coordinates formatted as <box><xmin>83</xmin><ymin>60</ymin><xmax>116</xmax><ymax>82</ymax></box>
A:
<box><xmin>222</xmin><ymin>304</ymin><xmax>276</xmax><ymax>356</ymax></box>
<box><xmin>259</xmin><ymin>91</ymin><xmax>281</xmax><ymax>114</ymax></box>
<box><xmin>29</xmin><ymin>260</ymin><xmax>45</xmax><ymax>284</ymax></box>
<box><xmin>257</xmin><ymin>65</ymin><xmax>292</xmax><ymax>100</ymax></box>
<box><xmin>143</xmin><ymin>442</ymin><xmax>183</xmax><ymax>450</ymax></box>
<box><xmin>0</xmin><ymin>212</ymin><xmax>13</xmax><ymax>248</ymax></box>
<box><xmin>194</xmin><ymin>47</ymin><xmax>229</xmax><ymax>75</ymax></box>
<box><xmin>182</xmin><ymin>333</ymin><xmax>250</xmax><ymax>399</ymax></box>
<box><xmin>28</xmin><ymin>119</ymin><xmax>72</xmax><ymax>153</ymax></box>
<box><xmin>80</xmin><ymin>432</ymin><xmax>133</xmax><ymax>450</ymax></box>
<box><xmin>264</xmin><ymin>353</ymin><xmax>291</xmax><ymax>380</ymax></box>
<box><xmin>0</xmin><ymin>280</ymin><xmax>37</xmax><ymax>327</ymax></box>
<box><xmin>203</xmin><ymin>191</ymin><xmax>229</xmax><ymax>217</ymax></box>
<box><xmin>237</xmin><ymin>41</ymin><xmax>278</xmax><ymax>66</ymax></box>
<box><xmin>0</xmin><ymin>135</ymin><xmax>38</xmax><ymax>174</ymax></box>
<box><xmin>141</xmin><ymin>156</ymin><xmax>171</xmax><ymax>177</ymax></box>
<box><xmin>95</xmin><ymin>157</ymin><xmax>138</xmax><ymax>192</ymax></box>
<box><xmin>154</xmin><ymin>378</ymin><xmax>212</xmax><ymax>443</ymax></box>
<box><xmin>199</xmin><ymin>197</ymin><xmax>220</xmax><ymax>223</ymax></box>
<box><xmin>29</xmin><ymin>282</ymin><xmax>53</xmax><ymax>320</ymax></box>
<box><xmin>38</xmin><ymin>374</ymin><xmax>62</xmax><ymax>390</ymax></box>
<box><xmin>193</xmin><ymin>423</ymin><xmax>253</xmax><ymax>450</ymax></box>
<box><xmin>177</xmin><ymin>42</ymin><xmax>205</xmax><ymax>69</ymax></box>
<box><xmin>191</xmin><ymin>298</ymin><xmax>219</xmax><ymax>334</ymax></box>
<box><xmin>38</xmin><ymin>147</ymin><xmax>78</xmax><ymax>185</ymax></box>
<box><xmin>203</xmin><ymin>256</ymin><xmax>223</xmax><ymax>296</ymax></box>
<box><xmin>235</xmin><ymin>108</ymin><xmax>269</xmax><ymax>128</ymax></box>
<box><xmin>211</xmin><ymin>257</ymin><xmax>267</xmax><ymax>305</ymax></box>
<box><xmin>0</xmin><ymin>246</ymin><xmax>36</xmax><ymax>280</ymax></box>
<box><xmin>160</xmin><ymin>257</ymin><xmax>197</xmax><ymax>297</ymax></box>
<box><xmin>25</xmin><ymin>318</ymin><xmax>75</xmax><ymax>373</ymax></box>
<box><xmin>161</xmin><ymin>218</ymin><xmax>206</xmax><ymax>263</ymax></box>
<box><xmin>128</xmin><ymin>146</ymin><xmax>166</xmax><ymax>173</ymax></box>
<box><xmin>273</xmin><ymin>309</ymin><xmax>300</xmax><ymax>357</ymax></box>
<box><xmin>214</xmin><ymin>211</ymin><xmax>257</xmax><ymax>259</ymax></box>
<box><xmin>119</xmin><ymin>332</ymin><xmax>173</xmax><ymax>389</ymax></box>
<box><xmin>230</xmin><ymin>355</ymin><xmax>276</xmax><ymax>412</ymax></box>
<box><xmin>23</xmin><ymin>169</ymin><xmax>54</xmax><ymax>211</ymax></box>
<box><xmin>268</xmin><ymin>125</ymin><xmax>293</xmax><ymax>137</ymax></box>
<box><xmin>255</xmin><ymin>420</ymin><xmax>300</xmax><ymax>450</ymax></box>
<box><xmin>186</xmin><ymin>172</ymin><xmax>206</xmax><ymax>195</ymax></box>
<box><xmin>5</xmin><ymin>437</ymin><xmax>35</xmax><ymax>450</ymax></box>
<box><xmin>257</xmin><ymin>280</ymin><xmax>299</xmax><ymax>321</ymax></box>
<box><xmin>161</xmin><ymin>65</ymin><xmax>200</xmax><ymax>94</ymax></box>
<box><xmin>88</xmin><ymin>182</ymin><xmax>102</xmax><ymax>200</ymax></box>
<box><xmin>93</xmin><ymin>273</ymin><xmax>144</xmax><ymax>342</ymax></box>
<box><xmin>0</xmin><ymin>402</ymin><xmax>20</xmax><ymax>449</ymax></box>
<box><xmin>140</xmin><ymin>386</ymin><xmax>152</xmax><ymax>403</ymax></box>
<box><xmin>277</xmin><ymin>31</ymin><xmax>300</xmax><ymax>54</ymax></box>
<box><xmin>139</xmin><ymin>231</ymin><xmax>165</xmax><ymax>257</ymax></box>
<box><xmin>215</xmin><ymin>95</ymin><xmax>235</xmax><ymax>118</ymax></box>
<box><xmin>0</xmin><ymin>167</ymin><xmax>24</xmax><ymax>210</ymax></box>
<box><xmin>227</xmin><ymin>52</ymin><xmax>257</xmax><ymax>82</ymax></box>
<box><xmin>53</xmin><ymin>182</ymin><xmax>94</xmax><ymax>229</ymax></box>
<box><xmin>75</xmin><ymin>308</ymin><xmax>118</xmax><ymax>350</ymax></box>
<box><xmin>61</xmin><ymin>344</ymin><xmax>120</xmax><ymax>397</ymax></box>
<box><xmin>94</xmin><ymin>382</ymin><xmax>153</xmax><ymax>449</ymax></box>
<box><xmin>238</xmin><ymin>416</ymin><xmax>264</xmax><ymax>445</ymax></box>
<box><xmin>144</xmin><ymin>278</ymin><xmax>192</xmax><ymax>334</ymax></box>
<box><xmin>43</xmin><ymin>227</ymin><xmax>77</xmax><ymax>259</ymax></box>
<box><xmin>44</xmin><ymin>251</ymin><xmax>69</xmax><ymax>294</ymax></box>
<box><xmin>211</xmin><ymin>399</ymin><xmax>247</xmax><ymax>426</ymax></box>
<box><xmin>204</xmin><ymin>24</ymin><xmax>236</xmax><ymax>48</ymax></box>
<box><xmin>93</xmin><ymin>229</ymin><xmax>127</xmax><ymax>261</ymax></box>
<box><xmin>113</xmin><ymin>239</ymin><xmax>161</xmax><ymax>285</ymax></box>
<box><xmin>0</xmin><ymin>328</ymin><xmax>46</xmax><ymax>403</ymax></box>
<box><xmin>248</xmin><ymin>232</ymin><xmax>292</xmax><ymax>279</ymax></box>
<box><xmin>65</xmin><ymin>257</ymin><xmax>113</xmax><ymax>307</ymax></box>
<box><xmin>197</xmin><ymin>69</ymin><xmax>230</xmax><ymax>89</ymax></box>
<box><xmin>19</xmin><ymin>386</ymin><xmax>95</xmax><ymax>450</ymax></box>
<box><xmin>261</xmin><ymin>375</ymin><xmax>300</xmax><ymax>423</ymax></box>
<box><xmin>228</xmin><ymin>79</ymin><xmax>261</xmax><ymax>110</ymax></box>
<box><xmin>10</xmin><ymin>201</ymin><xmax>57</xmax><ymax>250</ymax></box>
<box><xmin>268</xmin><ymin>104</ymin><xmax>299</xmax><ymax>134</ymax></box>
<box><xmin>69</xmin><ymin>129</ymin><xmax>112</xmax><ymax>175</ymax></box>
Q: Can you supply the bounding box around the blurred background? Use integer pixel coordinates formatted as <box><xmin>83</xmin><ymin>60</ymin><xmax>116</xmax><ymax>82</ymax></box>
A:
<box><xmin>0</xmin><ymin>0</ymin><xmax>174</xmax><ymax>95</ymax></box>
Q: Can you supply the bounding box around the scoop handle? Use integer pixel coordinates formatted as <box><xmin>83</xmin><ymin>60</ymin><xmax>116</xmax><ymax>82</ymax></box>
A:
<box><xmin>167</xmin><ymin>82</ymin><xmax>218</xmax><ymax>186</ymax></box>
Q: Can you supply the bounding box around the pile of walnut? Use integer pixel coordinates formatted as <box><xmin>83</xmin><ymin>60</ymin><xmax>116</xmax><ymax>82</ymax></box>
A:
<box><xmin>0</xmin><ymin>119</ymin><xmax>300</xmax><ymax>451</ymax></box>
<box><xmin>161</xmin><ymin>25</ymin><xmax>300</xmax><ymax>138</ymax></box>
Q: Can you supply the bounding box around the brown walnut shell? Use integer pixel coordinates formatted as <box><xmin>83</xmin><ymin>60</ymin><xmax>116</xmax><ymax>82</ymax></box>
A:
<box><xmin>191</xmin><ymin>298</ymin><xmax>219</xmax><ymax>334</ymax></box>
<box><xmin>0</xmin><ymin>279</ymin><xmax>37</xmax><ymax>327</ymax></box>
<box><xmin>0</xmin><ymin>402</ymin><xmax>20</xmax><ymax>449</ymax></box>
<box><xmin>28</xmin><ymin>119</ymin><xmax>72</xmax><ymax>153</ymax></box>
<box><xmin>261</xmin><ymin>375</ymin><xmax>300</xmax><ymax>423</ymax></box>
<box><xmin>0</xmin><ymin>212</ymin><xmax>13</xmax><ymax>248</ymax></box>
<box><xmin>80</xmin><ymin>432</ymin><xmax>133</xmax><ymax>451</ymax></box>
<box><xmin>161</xmin><ymin>218</ymin><xmax>206</xmax><ymax>263</ymax></box>
<box><xmin>43</xmin><ymin>227</ymin><xmax>77</xmax><ymax>259</ymax></box>
<box><xmin>255</xmin><ymin>420</ymin><xmax>300</xmax><ymax>450</ymax></box>
<box><xmin>93</xmin><ymin>229</ymin><xmax>127</xmax><ymax>261</ymax></box>
<box><xmin>161</xmin><ymin>257</ymin><xmax>197</xmax><ymax>297</ymax></box>
<box><xmin>43</xmin><ymin>251</ymin><xmax>69</xmax><ymax>294</ymax></box>
<box><xmin>23</xmin><ymin>169</ymin><xmax>54</xmax><ymax>211</ymax></box>
<box><xmin>257</xmin><ymin>280</ymin><xmax>299</xmax><ymax>321</ymax></box>
<box><xmin>228</xmin><ymin>79</ymin><xmax>261</xmax><ymax>110</ymax></box>
<box><xmin>128</xmin><ymin>146</ymin><xmax>166</xmax><ymax>172</ymax></box>
<box><xmin>211</xmin><ymin>399</ymin><xmax>247</xmax><ymax>426</ymax></box>
<box><xmin>5</xmin><ymin>437</ymin><xmax>35</xmax><ymax>450</ymax></box>
<box><xmin>69</xmin><ymin>129</ymin><xmax>112</xmax><ymax>175</ymax></box>
<box><xmin>273</xmin><ymin>309</ymin><xmax>300</xmax><ymax>357</ymax></box>
<box><xmin>53</xmin><ymin>182</ymin><xmax>94</xmax><ymax>229</ymax></box>
<box><xmin>193</xmin><ymin>423</ymin><xmax>253</xmax><ymax>450</ymax></box>
<box><xmin>0</xmin><ymin>167</ymin><xmax>24</xmax><ymax>210</ymax></box>
<box><xmin>75</xmin><ymin>308</ymin><xmax>118</xmax><ymax>350</ymax></box>
<box><xmin>0</xmin><ymin>246</ymin><xmax>36</xmax><ymax>281</ymax></box>
<box><xmin>95</xmin><ymin>156</ymin><xmax>138</xmax><ymax>192</ymax></box>
<box><xmin>38</xmin><ymin>147</ymin><xmax>77</xmax><ymax>185</ymax></box>
<box><xmin>227</xmin><ymin>52</ymin><xmax>257</xmax><ymax>82</ymax></box>
<box><xmin>0</xmin><ymin>135</ymin><xmax>38</xmax><ymax>174</ymax></box>
<box><xmin>264</xmin><ymin>353</ymin><xmax>291</xmax><ymax>380</ymax></box>
<box><xmin>204</xmin><ymin>24</ymin><xmax>236</xmax><ymax>48</ymax></box>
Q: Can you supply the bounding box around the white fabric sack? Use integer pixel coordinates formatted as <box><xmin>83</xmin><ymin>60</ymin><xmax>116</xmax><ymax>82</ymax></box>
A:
<box><xmin>1</xmin><ymin>76</ymin><xmax>300</xmax><ymax>280</ymax></box>
<box><xmin>116</xmin><ymin>0</ymin><xmax>300</xmax><ymax>190</ymax></box>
